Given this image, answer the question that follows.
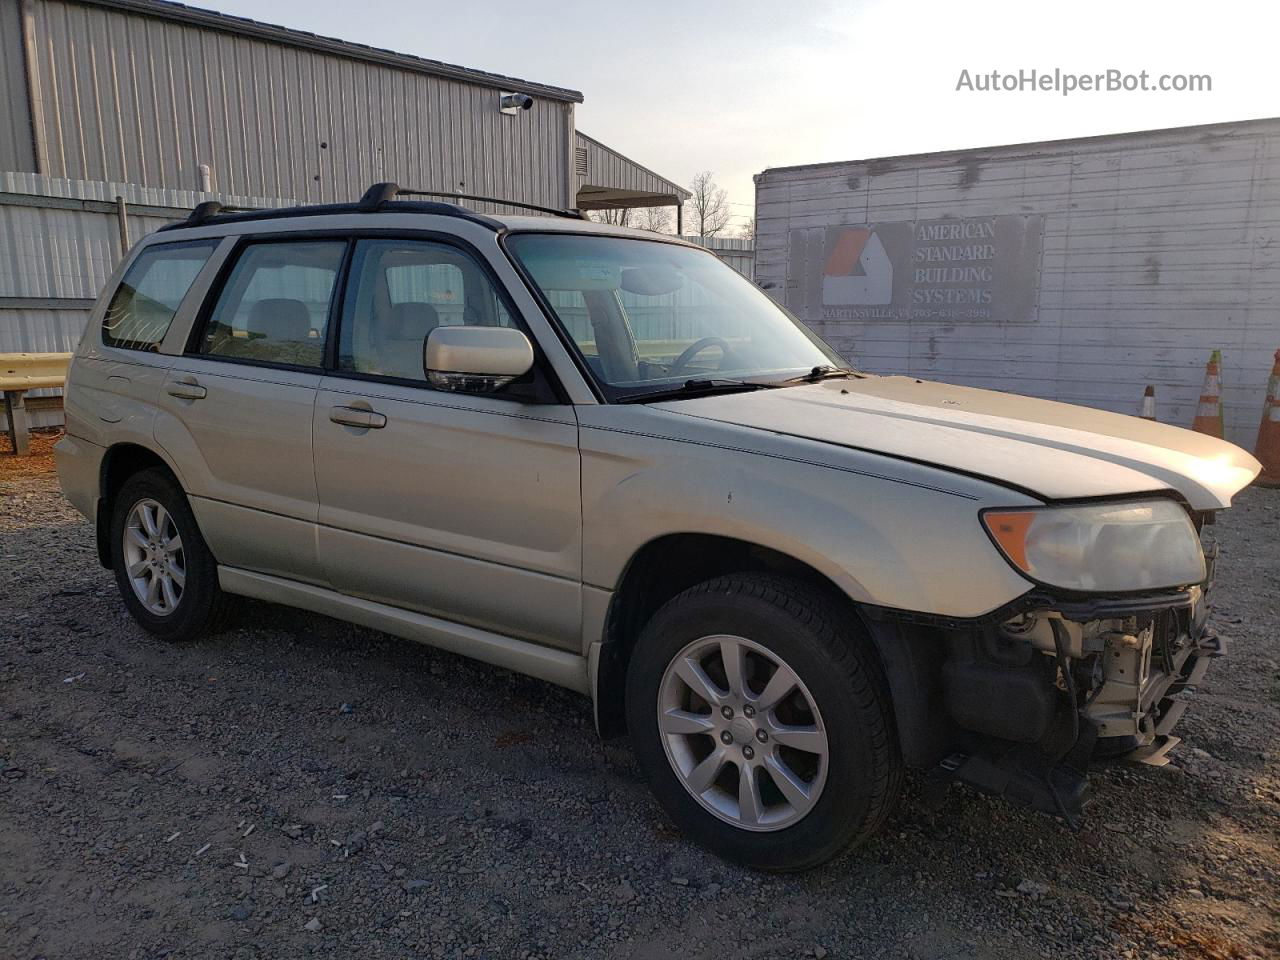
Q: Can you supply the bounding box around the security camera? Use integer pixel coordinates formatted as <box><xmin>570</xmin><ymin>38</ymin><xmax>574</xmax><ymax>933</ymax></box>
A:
<box><xmin>500</xmin><ymin>92</ymin><xmax>534</xmax><ymax>114</ymax></box>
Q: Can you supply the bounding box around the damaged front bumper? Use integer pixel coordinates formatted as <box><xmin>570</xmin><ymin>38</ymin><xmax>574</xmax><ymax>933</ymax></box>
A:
<box><xmin>1018</xmin><ymin>587</ymin><xmax>1226</xmax><ymax>769</ymax></box>
<box><xmin>1068</xmin><ymin>542</ymin><xmax>1222</xmax><ymax>766</ymax></box>
<box><xmin>1088</xmin><ymin>597</ymin><xmax>1225</xmax><ymax>766</ymax></box>
<box><xmin>921</xmin><ymin>543</ymin><xmax>1223</xmax><ymax>824</ymax></box>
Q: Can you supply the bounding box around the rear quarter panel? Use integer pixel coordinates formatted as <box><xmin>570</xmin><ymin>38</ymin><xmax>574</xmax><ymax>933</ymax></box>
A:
<box><xmin>58</xmin><ymin>234</ymin><xmax>235</xmax><ymax>502</ymax></box>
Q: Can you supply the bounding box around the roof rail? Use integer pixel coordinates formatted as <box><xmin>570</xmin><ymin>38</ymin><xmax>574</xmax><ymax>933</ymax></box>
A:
<box><xmin>162</xmin><ymin>183</ymin><xmax>582</xmax><ymax>234</ymax></box>
<box><xmin>357</xmin><ymin>182</ymin><xmax>402</xmax><ymax>211</ymax></box>
<box><xmin>359</xmin><ymin>182</ymin><xmax>587</xmax><ymax>219</ymax></box>
<box><xmin>184</xmin><ymin>200</ymin><xmax>230</xmax><ymax>226</ymax></box>
<box><xmin>183</xmin><ymin>199</ymin><xmax>278</xmax><ymax>227</ymax></box>
<box><xmin>160</xmin><ymin>195</ymin><xmax>495</xmax><ymax>233</ymax></box>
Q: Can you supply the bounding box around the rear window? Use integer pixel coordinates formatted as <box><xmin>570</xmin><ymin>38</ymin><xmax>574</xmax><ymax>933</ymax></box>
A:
<box><xmin>102</xmin><ymin>240</ymin><xmax>219</xmax><ymax>351</ymax></box>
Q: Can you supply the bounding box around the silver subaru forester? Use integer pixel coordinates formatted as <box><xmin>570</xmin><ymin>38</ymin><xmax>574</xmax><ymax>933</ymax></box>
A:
<box><xmin>56</xmin><ymin>184</ymin><xmax>1261</xmax><ymax>871</ymax></box>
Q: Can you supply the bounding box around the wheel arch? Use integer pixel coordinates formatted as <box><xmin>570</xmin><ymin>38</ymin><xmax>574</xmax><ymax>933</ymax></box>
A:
<box><xmin>95</xmin><ymin>442</ymin><xmax>187</xmax><ymax>568</ymax></box>
<box><xmin>593</xmin><ymin>532</ymin><xmax>949</xmax><ymax>767</ymax></box>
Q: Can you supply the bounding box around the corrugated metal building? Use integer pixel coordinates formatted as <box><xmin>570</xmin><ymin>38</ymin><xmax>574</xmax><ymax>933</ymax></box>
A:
<box><xmin>2</xmin><ymin>0</ymin><xmax>689</xmax><ymax>212</ymax></box>
<box><xmin>1</xmin><ymin>0</ymin><xmax>690</xmax><ymax>428</ymax></box>
<box><xmin>6</xmin><ymin>0</ymin><xmax>581</xmax><ymax>204</ymax></box>
<box><xmin>755</xmin><ymin>118</ymin><xmax>1280</xmax><ymax>447</ymax></box>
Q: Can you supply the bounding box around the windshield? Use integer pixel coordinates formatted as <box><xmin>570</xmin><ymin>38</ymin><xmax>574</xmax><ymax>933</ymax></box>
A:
<box><xmin>505</xmin><ymin>233</ymin><xmax>848</xmax><ymax>401</ymax></box>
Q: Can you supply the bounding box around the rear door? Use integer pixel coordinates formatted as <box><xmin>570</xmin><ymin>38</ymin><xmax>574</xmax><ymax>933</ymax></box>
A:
<box><xmin>154</xmin><ymin>237</ymin><xmax>349</xmax><ymax>584</ymax></box>
<box><xmin>312</xmin><ymin>236</ymin><xmax>583</xmax><ymax>650</ymax></box>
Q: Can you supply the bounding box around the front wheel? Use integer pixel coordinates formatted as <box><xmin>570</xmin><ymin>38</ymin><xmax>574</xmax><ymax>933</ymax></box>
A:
<box><xmin>109</xmin><ymin>467</ymin><xmax>232</xmax><ymax>641</ymax></box>
<box><xmin>625</xmin><ymin>574</ymin><xmax>902</xmax><ymax>871</ymax></box>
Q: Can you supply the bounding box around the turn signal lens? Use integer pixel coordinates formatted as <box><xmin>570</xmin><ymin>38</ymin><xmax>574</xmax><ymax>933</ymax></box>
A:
<box><xmin>982</xmin><ymin>500</ymin><xmax>1205</xmax><ymax>592</ymax></box>
<box><xmin>983</xmin><ymin>511</ymin><xmax>1036</xmax><ymax>572</ymax></box>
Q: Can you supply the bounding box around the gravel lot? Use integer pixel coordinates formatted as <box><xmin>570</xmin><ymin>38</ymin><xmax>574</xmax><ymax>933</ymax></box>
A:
<box><xmin>2</xmin><ymin>447</ymin><xmax>1278</xmax><ymax>960</ymax></box>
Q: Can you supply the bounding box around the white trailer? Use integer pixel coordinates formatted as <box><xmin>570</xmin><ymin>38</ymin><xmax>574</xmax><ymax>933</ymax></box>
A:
<box><xmin>754</xmin><ymin>118</ymin><xmax>1280</xmax><ymax>447</ymax></box>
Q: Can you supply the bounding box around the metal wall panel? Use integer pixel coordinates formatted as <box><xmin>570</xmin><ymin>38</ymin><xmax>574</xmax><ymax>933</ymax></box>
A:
<box><xmin>755</xmin><ymin>119</ymin><xmax>1280</xmax><ymax>447</ymax></box>
<box><xmin>0</xmin><ymin>0</ymin><xmax>36</xmax><ymax>172</ymax></box>
<box><xmin>0</xmin><ymin>305</ymin><xmax>87</xmax><ymax>352</ymax></box>
<box><xmin>0</xmin><ymin>201</ymin><xmax>123</xmax><ymax>297</ymax></box>
<box><xmin>21</xmin><ymin>0</ymin><xmax>573</xmax><ymax>206</ymax></box>
<box><xmin>0</xmin><ymin>171</ymin><xmax>288</xmax><ymax>298</ymax></box>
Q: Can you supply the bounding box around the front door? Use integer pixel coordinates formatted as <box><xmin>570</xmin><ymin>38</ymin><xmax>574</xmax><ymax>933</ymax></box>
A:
<box><xmin>312</xmin><ymin>237</ymin><xmax>582</xmax><ymax>650</ymax></box>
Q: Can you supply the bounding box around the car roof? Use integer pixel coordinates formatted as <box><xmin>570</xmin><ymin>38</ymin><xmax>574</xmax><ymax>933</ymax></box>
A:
<box><xmin>153</xmin><ymin>183</ymin><xmax>700</xmax><ymax>247</ymax></box>
<box><xmin>152</xmin><ymin>203</ymin><xmax>698</xmax><ymax>247</ymax></box>
<box><xmin>488</xmin><ymin>215</ymin><xmax>694</xmax><ymax>243</ymax></box>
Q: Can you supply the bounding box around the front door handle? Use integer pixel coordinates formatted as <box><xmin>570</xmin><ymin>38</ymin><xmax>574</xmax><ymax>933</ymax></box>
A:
<box><xmin>166</xmin><ymin>378</ymin><xmax>207</xmax><ymax>400</ymax></box>
<box><xmin>329</xmin><ymin>405</ymin><xmax>387</xmax><ymax>429</ymax></box>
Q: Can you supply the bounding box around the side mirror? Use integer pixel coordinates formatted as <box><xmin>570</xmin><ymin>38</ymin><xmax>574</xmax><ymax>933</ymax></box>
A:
<box><xmin>424</xmin><ymin>325</ymin><xmax>535</xmax><ymax>393</ymax></box>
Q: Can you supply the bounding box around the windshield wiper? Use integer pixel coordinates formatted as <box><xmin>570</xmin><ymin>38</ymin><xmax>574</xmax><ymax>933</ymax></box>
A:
<box><xmin>616</xmin><ymin>378</ymin><xmax>778</xmax><ymax>404</ymax></box>
<box><xmin>780</xmin><ymin>365</ymin><xmax>862</xmax><ymax>384</ymax></box>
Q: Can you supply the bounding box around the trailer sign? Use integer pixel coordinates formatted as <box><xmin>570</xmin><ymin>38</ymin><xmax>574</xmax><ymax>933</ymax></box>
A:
<box><xmin>787</xmin><ymin>214</ymin><xmax>1043</xmax><ymax>324</ymax></box>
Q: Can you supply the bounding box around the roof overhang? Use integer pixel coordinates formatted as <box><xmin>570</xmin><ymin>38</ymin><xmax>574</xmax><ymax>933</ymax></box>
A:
<box><xmin>575</xmin><ymin>186</ymin><xmax>685</xmax><ymax>211</ymax></box>
<box><xmin>574</xmin><ymin>132</ymin><xmax>689</xmax><ymax>210</ymax></box>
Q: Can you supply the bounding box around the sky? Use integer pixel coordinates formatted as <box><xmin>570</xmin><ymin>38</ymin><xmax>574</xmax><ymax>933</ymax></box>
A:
<box><xmin>201</xmin><ymin>0</ymin><xmax>1279</xmax><ymax>234</ymax></box>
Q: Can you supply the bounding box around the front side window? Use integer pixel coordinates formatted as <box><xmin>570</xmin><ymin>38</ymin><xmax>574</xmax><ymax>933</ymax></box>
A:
<box><xmin>338</xmin><ymin>239</ymin><xmax>514</xmax><ymax>382</ymax></box>
<box><xmin>505</xmin><ymin>233</ymin><xmax>845</xmax><ymax>401</ymax></box>
<box><xmin>102</xmin><ymin>240</ymin><xmax>219</xmax><ymax>351</ymax></box>
<box><xmin>198</xmin><ymin>240</ymin><xmax>346</xmax><ymax>368</ymax></box>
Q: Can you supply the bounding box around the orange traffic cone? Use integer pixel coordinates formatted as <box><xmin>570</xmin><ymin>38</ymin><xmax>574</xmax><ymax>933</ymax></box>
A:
<box><xmin>1139</xmin><ymin>384</ymin><xmax>1157</xmax><ymax>421</ymax></box>
<box><xmin>1191</xmin><ymin>350</ymin><xmax>1224</xmax><ymax>439</ymax></box>
<box><xmin>1254</xmin><ymin>349</ymin><xmax>1280</xmax><ymax>488</ymax></box>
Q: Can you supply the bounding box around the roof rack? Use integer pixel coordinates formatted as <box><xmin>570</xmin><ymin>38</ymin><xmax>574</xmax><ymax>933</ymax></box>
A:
<box><xmin>358</xmin><ymin>182</ymin><xmax>588</xmax><ymax>219</ymax></box>
<box><xmin>160</xmin><ymin>196</ymin><xmax>491</xmax><ymax>233</ymax></box>
<box><xmin>183</xmin><ymin>200</ymin><xmax>252</xmax><ymax>226</ymax></box>
<box><xmin>160</xmin><ymin>183</ymin><xmax>586</xmax><ymax>234</ymax></box>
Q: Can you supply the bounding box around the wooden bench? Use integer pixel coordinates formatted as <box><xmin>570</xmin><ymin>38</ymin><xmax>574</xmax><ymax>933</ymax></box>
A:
<box><xmin>1</xmin><ymin>353</ymin><xmax>72</xmax><ymax>456</ymax></box>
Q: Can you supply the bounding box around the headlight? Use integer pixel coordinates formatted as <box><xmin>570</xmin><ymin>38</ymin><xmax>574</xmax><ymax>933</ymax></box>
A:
<box><xmin>982</xmin><ymin>499</ymin><xmax>1205</xmax><ymax>592</ymax></box>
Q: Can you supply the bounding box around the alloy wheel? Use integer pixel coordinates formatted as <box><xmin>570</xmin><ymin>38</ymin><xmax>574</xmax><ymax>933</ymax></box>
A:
<box><xmin>122</xmin><ymin>498</ymin><xmax>186</xmax><ymax>616</ymax></box>
<box><xmin>656</xmin><ymin>634</ymin><xmax>829</xmax><ymax>831</ymax></box>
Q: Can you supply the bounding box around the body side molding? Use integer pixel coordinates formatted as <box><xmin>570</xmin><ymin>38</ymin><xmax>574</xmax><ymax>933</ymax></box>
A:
<box><xmin>218</xmin><ymin>567</ymin><xmax>590</xmax><ymax>694</ymax></box>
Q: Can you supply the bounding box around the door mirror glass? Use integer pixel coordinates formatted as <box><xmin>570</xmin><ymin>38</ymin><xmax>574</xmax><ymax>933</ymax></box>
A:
<box><xmin>424</xmin><ymin>326</ymin><xmax>535</xmax><ymax>393</ymax></box>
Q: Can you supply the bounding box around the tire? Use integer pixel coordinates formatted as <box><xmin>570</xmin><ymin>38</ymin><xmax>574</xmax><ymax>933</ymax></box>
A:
<box><xmin>109</xmin><ymin>467</ymin><xmax>232</xmax><ymax>641</ymax></box>
<box><xmin>625</xmin><ymin>573</ymin><xmax>902</xmax><ymax>872</ymax></box>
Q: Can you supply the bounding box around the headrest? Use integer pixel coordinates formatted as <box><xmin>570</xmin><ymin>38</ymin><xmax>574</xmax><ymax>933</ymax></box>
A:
<box><xmin>386</xmin><ymin>301</ymin><xmax>440</xmax><ymax>341</ymax></box>
<box><xmin>247</xmin><ymin>298</ymin><xmax>312</xmax><ymax>342</ymax></box>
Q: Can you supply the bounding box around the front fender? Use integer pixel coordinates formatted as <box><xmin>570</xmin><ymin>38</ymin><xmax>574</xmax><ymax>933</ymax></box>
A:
<box><xmin>578</xmin><ymin>406</ymin><xmax>1039</xmax><ymax>620</ymax></box>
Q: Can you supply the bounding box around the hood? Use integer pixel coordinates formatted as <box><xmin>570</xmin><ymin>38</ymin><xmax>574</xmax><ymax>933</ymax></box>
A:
<box><xmin>654</xmin><ymin>376</ymin><xmax>1261</xmax><ymax>510</ymax></box>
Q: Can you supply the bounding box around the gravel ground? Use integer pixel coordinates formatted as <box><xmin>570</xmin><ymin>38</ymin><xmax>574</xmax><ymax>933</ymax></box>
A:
<box><xmin>2</xmin><ymin>460</ymin><xmax>1278</xmax><ymax>960</ymax></box>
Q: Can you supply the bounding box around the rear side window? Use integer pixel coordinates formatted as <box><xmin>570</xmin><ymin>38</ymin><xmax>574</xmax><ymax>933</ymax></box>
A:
<box><xmin>102</xmin><ymin>240</ymin><xmax>219</xmax><ymax>351</ymax></box>
<box><xmin>198</xmin><ymin>240</ymin><xmax>346</xmax><ymax>368</ymax></box>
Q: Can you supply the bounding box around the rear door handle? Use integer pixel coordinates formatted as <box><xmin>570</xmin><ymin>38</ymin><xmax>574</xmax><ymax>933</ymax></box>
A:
<box><xmin>329</xmin><ymin>405</ymin><xmax>387</xmax><ymax>429</ymax></box>
<box><xmin>166</xmin><ymin>378</ymin><xmax>207</xmax><ymax>400</ymax></box>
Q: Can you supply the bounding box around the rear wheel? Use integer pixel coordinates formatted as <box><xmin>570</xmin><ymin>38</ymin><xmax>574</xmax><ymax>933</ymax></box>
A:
<box><xmin>109</xmin><ymin>468</ymin><xmax>232</xmax><ymax>641</ymax></box>
<box><xmin>625</xmin><ymin>574</ymin><xmax>902</xmax><ymax>871</ymax></box>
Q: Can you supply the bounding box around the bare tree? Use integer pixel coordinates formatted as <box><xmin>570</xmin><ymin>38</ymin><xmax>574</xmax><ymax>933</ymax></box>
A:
<box><xmin>686</xmin><ymin>171</ymin><xmax>732</xmax><ymax>239</ymax></box>
<box><xmin>588</xmin><ymin>207</ymin><xmax>633</xmax><ymax>227</ymax></box>
<box><xmin>739</xmin><ymin>216</ymin><xmax>756</xmax><ymax>242</ymax></box>
<box><xmin>634</xmin><ymin>205</ymin><xmax>674</xmax><ymax>234</ymax></box>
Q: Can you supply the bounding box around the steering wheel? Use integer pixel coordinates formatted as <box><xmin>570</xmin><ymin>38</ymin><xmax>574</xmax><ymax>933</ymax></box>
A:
<box><xmin>669</xmin><ymin>337</ymin><xmax>732</xmax><ymax>376</ymax></box>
